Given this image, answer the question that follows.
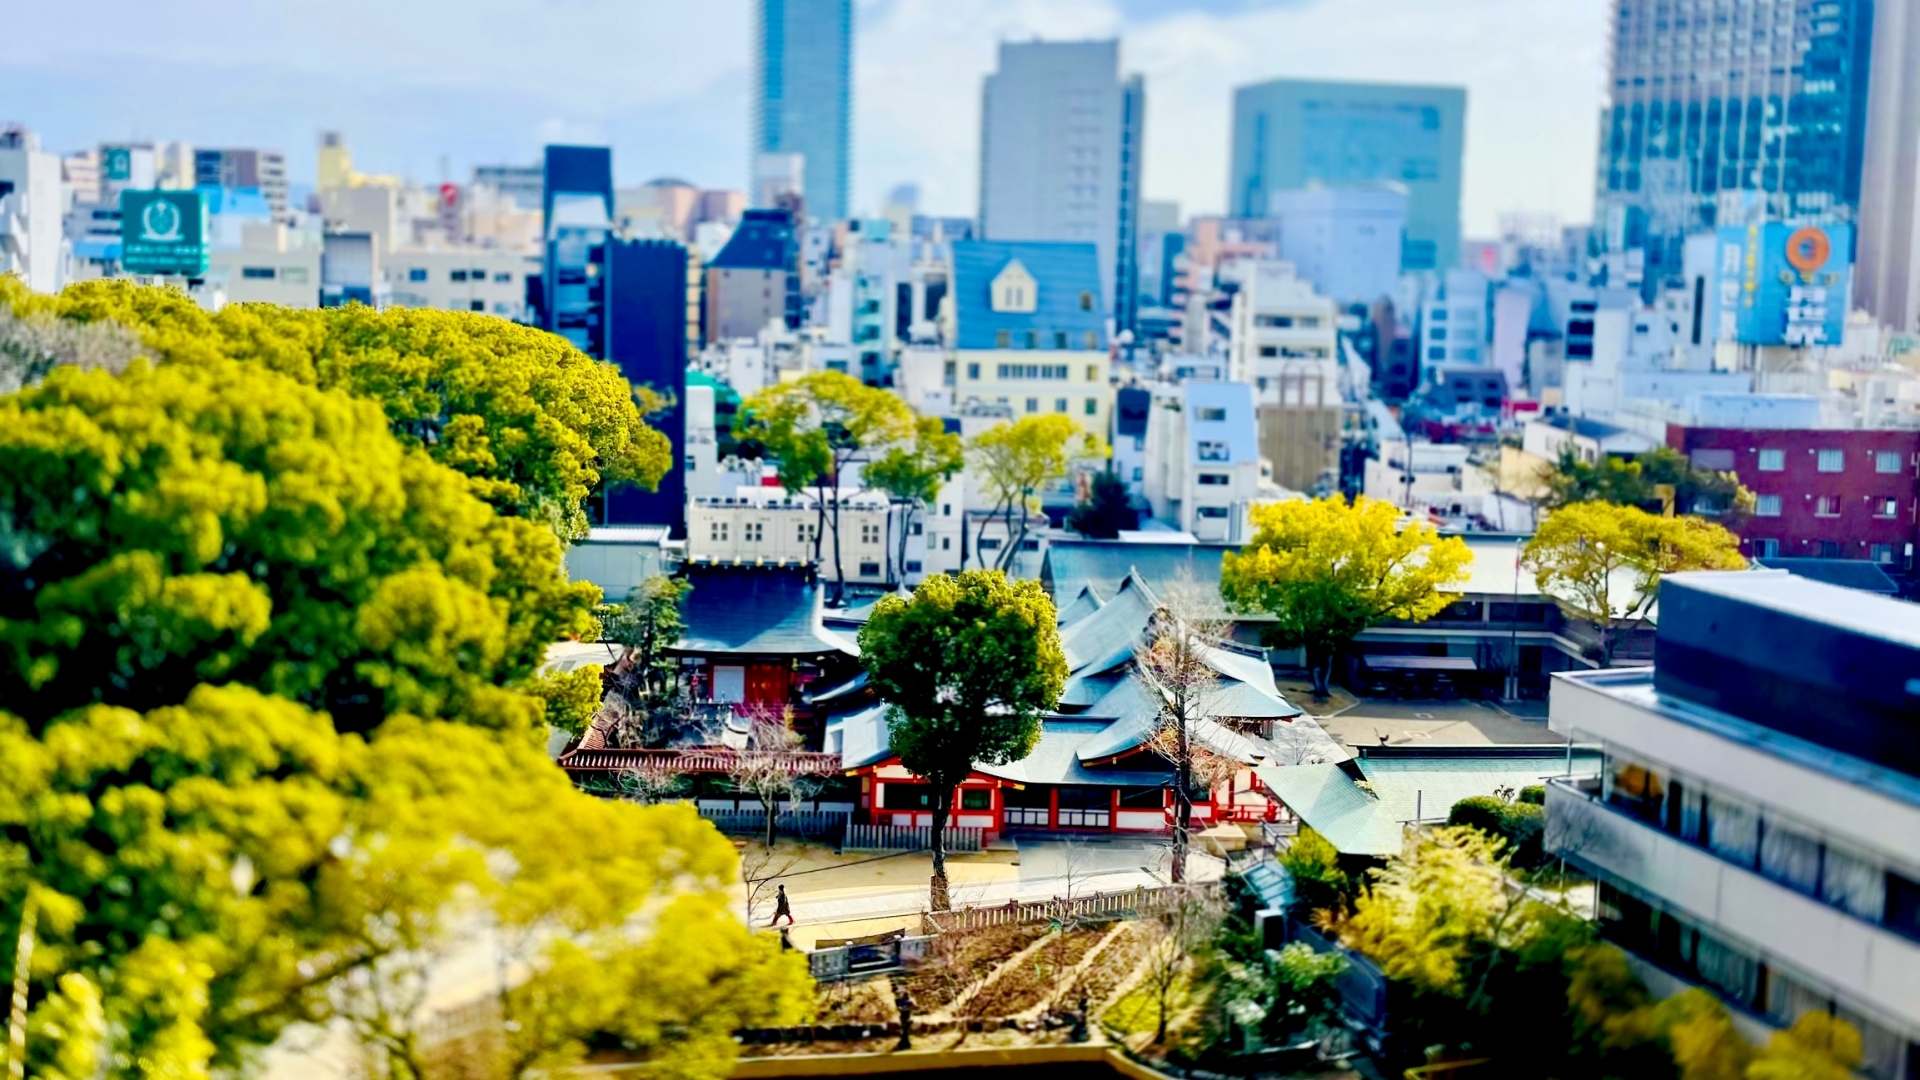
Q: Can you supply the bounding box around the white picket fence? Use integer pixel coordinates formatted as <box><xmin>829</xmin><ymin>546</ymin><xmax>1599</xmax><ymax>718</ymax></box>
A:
<box><xmin>841</xmin><ymin>823</ymin><xmax>985</xmax><ymax>853</ymax></box>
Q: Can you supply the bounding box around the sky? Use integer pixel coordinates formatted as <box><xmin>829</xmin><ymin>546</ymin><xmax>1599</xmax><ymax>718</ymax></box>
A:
<box><xmin>1</xmin><ymin>0</ymin><xmax>1611</xmax><ymax>236</ymax></box>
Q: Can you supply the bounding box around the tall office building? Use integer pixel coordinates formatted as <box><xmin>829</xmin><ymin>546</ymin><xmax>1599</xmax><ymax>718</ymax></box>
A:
<box><xmin>1596</xmin><ymin>0</ymin><xmax>1877</xmax><ymax>289</ymax></box>
<box><xmin>979</xmin><ymin>40</ymin><xmax>1145</xmax><ymax>332</ymax></box>
<box><xmin>1857</xmin><ymin>0</ymin><xmax>1920</xmax><ymax>334</ymax></box>
<box><xmin>1230</xmin><ymin>79</ymin><xmax>1465</xmax><ymax>273</ymax></box>
<box><xmin>193</xmin><ymin>148</ymin><xmax>290</xmax><ymax>220</ymax></box>
<box><xmin>535</xmin><ymin>145</ymin><xmax>690</xmax><ymax>534</ymax></box>
<box><xmin>752</xmin><ymin>0</ymin><xmax>852</xmax><ymax>223</ymax></box>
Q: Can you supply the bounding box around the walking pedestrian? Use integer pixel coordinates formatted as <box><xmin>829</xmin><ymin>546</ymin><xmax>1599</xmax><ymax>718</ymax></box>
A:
<box><xmin>770</xmin><ymin>883</ymin><xmax>793</xmax><ymax>926</ymax></box>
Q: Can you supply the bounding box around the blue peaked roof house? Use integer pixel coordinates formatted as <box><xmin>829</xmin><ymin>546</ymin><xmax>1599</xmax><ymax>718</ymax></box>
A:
<box><xmin>950</xmin><ymin>240</ymin><xmax>1107</xmax><ymax>351</ymax></box>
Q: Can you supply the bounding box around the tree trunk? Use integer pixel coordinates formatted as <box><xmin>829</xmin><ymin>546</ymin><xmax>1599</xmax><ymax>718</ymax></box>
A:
<box><xmin>1306</xmin><ymin>641</ymin><xmax>1335</xmax><ymax>699</ymax></box>
<box><xmin>929</xmin><ymin>787</ymin><xmax>953</xmax><ymax>911</ymax></box>
<box><xmin>812</xmin><ymin>483</ymin><xmax>827</xmax><ymax>565</ymax></box>
<box><xmin>1171</xmin><ymin>717</ymin><xmax>1191</xmax><ymax>884</ymax></box>
<box><xmin>998</xmin><ymin>494</ymin><xmax>1027</xmax><ymax>572</ymax></box>
<box><xmin>1597</xmin><ymin>621</ymin><xmax>1616</xmax><ymax>669</ymax></box>
<box><xmin>894</xmin><ymin>504</ymin><xmax>915</xmax><ymax>588</ymax></box>
<box><xmin>763</xmin><ymin>792</ymin><xmax>778</xmax><ymax>849</ymax></box>
<box><xmin>1154</xmin><ymin>979</ymin><xmax>1170</xmax><ymax>1044</ymax></box>
<box><xmin>829</xmin><ymin>479</ymin><xmax>847</xmax><ymax>606</ymax></box>
<box><xmin>7</xmin><ymin>891</ymin><xmax>35</xmax><ymax>1080</ymax></box>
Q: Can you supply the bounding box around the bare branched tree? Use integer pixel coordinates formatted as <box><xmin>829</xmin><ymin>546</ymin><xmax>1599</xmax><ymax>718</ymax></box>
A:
<box><xmin>739</xmin><ymin>844</ymin><xmax>802</xmax><ymax>926</ymax></box>
<box><xmin>1138</xmin><ymin>884</ymin><xmax>1229</xmax><ymax>1045</ymax></box>
<box><xmin>0</xmin><ymin>308</ymin><xmax>143</xmax><ymax>395</ymax></box>
<box><xmin>728</xmin><ymin>709</ymin><xmax>825</xmax><ymax>848</ymax></box>
<box><xmin>1132</xmin><ymin>577</ymin><xmax>1234</xmax><ymax>884</ymax></box>
<box><xmin>617</xmin><ymin>758</ymin><xmax>690</xmax><ymax>806</ymax></box>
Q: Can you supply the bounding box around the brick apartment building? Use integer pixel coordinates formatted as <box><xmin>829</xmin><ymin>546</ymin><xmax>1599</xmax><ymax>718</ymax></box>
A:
<box><xmin>1666</xmin><ymin>426</ymin><xmax>1920</xmax><ymax>572</ymax></box>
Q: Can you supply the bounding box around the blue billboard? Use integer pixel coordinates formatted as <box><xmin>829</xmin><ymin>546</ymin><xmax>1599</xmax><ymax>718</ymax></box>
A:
<box><xmin>119</xmin><ymin>189</ymin><xmax>209</xmax><ymax>277</ymax></box>
<box><xmin>1711</xmin><ymin>222</ymin><xmax>1853</xmax><ymax>347</ymax></box>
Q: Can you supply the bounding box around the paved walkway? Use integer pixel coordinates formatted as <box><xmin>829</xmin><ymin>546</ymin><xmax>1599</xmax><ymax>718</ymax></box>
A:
<box><xmin>1318</xmin><ymin>698</ymin><xmax>1561</xmax><ymax>751</ymax></box>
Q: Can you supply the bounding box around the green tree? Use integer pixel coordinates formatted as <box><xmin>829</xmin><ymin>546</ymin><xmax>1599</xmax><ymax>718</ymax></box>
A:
<box><xmin>1066</xmin><ymin>469</ymin><xmax>1138</xmax><ymax>539</ymax></box>
<box><xmin>1341</xmin><ymin>826</ymin><xmax>1519</xmax><ymax>999</ymax></box>
<box><xmin>858</xmin><ymin>570</ymin><xmax>1066</xmax><ymax>909</ymax></box>
<box><xmin>10</xmin><ymin>279</ymin><xmax>671</xmax><ymax>540</ymax></box>
<box><xmin>602</xmin><ymin>574</ymin><xmax>693</xmax><ymax>712</ymax></box>
<box><xmin>1276</xmin><ymin>827</ymin><xmax>1352</xmax><ymax>919</ymax></box>
<box><xmin>863</xmin><ymin>415</ymin><xmax>964</xmax><ymax>584</ymax></box>
<box><xmin>0</xmin><ymin>358</ymin><xmax>595</xmax><ymax>733</ymax></box>
<box><xmin>1545</xmin><ymin>444</ymin><xmax>1755</xmax><ymax>521</ymax></box>
<box><xmin>969</xmin><ymin>415</ymin><xmax>1100</xmax><ymax>572</ymax></box>
<box><xmin>1522</xmin><ymin>501</ymin><xmax>1746</xmax><ymax>667</ymax></box>
<box><xmin>531</xmin><ymin>664</ymin><xmax>606</xmax><ymax>738</ymax></box>
<box><xmin>1220</xmin><ymin>496</ymin><xmax>1472</xmax><ymax>697</ymax></box>
<box><xmin>737</xmin><ymin>371</ymin><xmax>915</xmax><ymax>602</ymax></box>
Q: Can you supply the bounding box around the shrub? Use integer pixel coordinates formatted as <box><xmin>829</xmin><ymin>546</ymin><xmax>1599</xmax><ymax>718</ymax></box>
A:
<box><xmin>1518</xmin><ymin>784</ymin><xmax>1545</xmax><ymax>805</ymax></box>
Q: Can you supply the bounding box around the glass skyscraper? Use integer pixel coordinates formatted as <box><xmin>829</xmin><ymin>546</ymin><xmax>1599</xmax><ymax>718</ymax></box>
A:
<box><xmin>1597</xmin><ymin>0</ymin><xmax>1877</xmax><ymax>286</ymax></box>
<box><xmin>753</xmin><ymin>0</ymin><xmax>852</xmax><ymax>223</ymax></box>
<box><xmin>1229</xmin><ymin>79</ymin><xmax>1466</xmax><ymax>274</ymax></box>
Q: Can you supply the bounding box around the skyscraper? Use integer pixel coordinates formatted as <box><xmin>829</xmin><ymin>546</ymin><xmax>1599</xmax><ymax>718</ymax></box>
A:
<box><xmin>1596</xmin><ymin>0</ymin><xmax>1877</xmax><ymax>289</ymax></box>
<box><xmin>1856</xmin><ymin>0</ymin><xmax>1920</xmax><ymax>333</ymax></box>
<box><xmin>193</xmin><ymin>147</ymin><xmax>290</xmax><ymax>221</ymax></box>
<box><xmin>1230</xmin><ymin>79</ymin><xmax>1465</xmax><ymax>274</ymax></box>
<box><xmin>753</xmin><ymin>0</ymin><xmax>852</xmax><ymax>223</ymax></box>
<box><xmin>978</xmin><ymin>40</ymin><xmax>1144</xmax><ymax>332</ymax></box>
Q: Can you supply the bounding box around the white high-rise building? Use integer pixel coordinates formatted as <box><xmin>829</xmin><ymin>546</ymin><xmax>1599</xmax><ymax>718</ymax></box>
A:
<box><xmin>1856</xmin><ymin>0</ymin><xmax>1920</xmax><ymax>335</ymax></box>
<box><xmin>978</xmin><ymin>39</ymin><xmax>1144</xmax><ymax>331</ymax></box>
<box><xmin>1267</xmin><ymin>183</ymin><xmax>1407</xmax><ymax>308</ymax></box>
<box><xmin>0</xmin><ymin>126</ymin><xmax>68</xmax><ymax>294</ymax></box>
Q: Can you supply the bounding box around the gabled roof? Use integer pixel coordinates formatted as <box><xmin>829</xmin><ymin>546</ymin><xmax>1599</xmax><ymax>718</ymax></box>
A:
<box><xmin>974</xmin><ymin>721</ymin><xmax>1175</xmax><ymax>788</ymax></box>
<box><xmin>952</xmin><ymin>241</ymin><xmax>1105</xmax><ymax>351</ymax></box>
<box><xmin>670</xmin><ymin>565</ymin><xmax>856</xmax><ymax>658</ymax></box>
<box><xmin>1059</xmin><ymin>575</ymin><xmax>1158</xmax><ymax>673</ymax></box>
<box><xmin>1056</xmin><ymin>585</ymin><xmax>1105</xmax><ymax>626</ymax></box>
<box><xmin>1041</xmin><ymin>541</ymin><xmax>1236</xmax><ymax>614</ymax></box>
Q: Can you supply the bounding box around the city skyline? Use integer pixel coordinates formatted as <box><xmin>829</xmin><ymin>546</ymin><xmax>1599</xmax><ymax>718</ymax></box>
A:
<box><xmin>3</xmin><ymin>0</ymin><xmax>1608</xmax><ymax>235</ymax></box>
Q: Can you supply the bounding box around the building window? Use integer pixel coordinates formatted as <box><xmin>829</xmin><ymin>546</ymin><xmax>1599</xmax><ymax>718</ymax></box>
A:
<box><xmin>860</xmin><ymin>523</ymin><xmax>881</xmax><ymax>544</ymax></box>
<box><xmin>1875</xmin><ymin>450</ymin><xmax>1903</xmax><ymax>473</ymax></box>
<box><xmin>1818</xmin><ymin>540</ymin><xmax>1843</xmax><ymax>558</ymax></box>
<box><xmin>407</xmin><ymin>267</ymin><xmax>428</xmax><ymax>283</ymax></box>
<box><xmin>709</xmin><ymin>522</ymin><xmax>729</xmax><ymax>542</ymax></box>
<box><xmin>1196</xmin><ymin>440</ymin><xmax>1230</xmax><ymax>462</ymax></box>
<box><xmin>1197</xmin><ymin>407</ymin><xmax>1227</xmax><ymax>422</ymax></box>
<box><xmin>470</xmin><ymin>299</ymin><xmax>485</xmax><ymax>312</ymax></box>
<box><xmin>1815</xmin><ymin>495</ymin><xmax>1841</xmax><ymax>517</ymax></box>
<box><xmin>797</xmin><ymin>523</ymin><xmax>813</xmax><ymax>542</ymax></box>
<box><xmin>743</xmin><ymin>522</ymin><xmax>763</xmax><ymax>543</ymax></box>
<box><xmin>904</xmin><ymin>560</ymin><xmax>923</xmax><ymax>573</ymax></box>
<box><xmin>1054</xmin><ymin>331</ymin><xmax>1068</xmax><ymax>349</ymax></box>
<box><xmin>1195</xmin><ymin>506</ymin><xmax>1229</xmax><ymax>519</ymax></box>
<box><xmin>1197</xmin><ymin>473</ymin><xmax>1229</xmax><ymax>486</ymax></box>
<box><xmin>1084</xmin><ymin>398</ymin><xmax>1097</xmax><ymax>416</ymax></box>
<box><xmin>909</xmin><ymin>521</ymin><xmax>923</xmax><ymax>536</ymax></box>
<box><xmin>1085</xmin><ymin>364</ymin><xmax>1098</xmax><ymax>382</ymax></box>
<box><xmin>941</xmin><ymin>537</ymin><xmax>950</xmax><ymax>550</ymax></box>
<box><xmin>450</xmin><ymin>269</ymin><xmax>468</xmax><ymax>282</ymax></box>
<box><xmin>1026</xmin><ymin>398</ymin><xmax>1038</xmax><ymax>413</ymax></box>
<box><xmin>994</xmin><ymin>330</ymin><xmax>1010</xmax><ymax>349</ymax></box>
<box><xmin>241</xmin><ymin>266</ymin><xmax>276</xmax><ymax>279</ymax></box>
<box><xmin>494</xmin><ymin>271</ymin><xmax>512</xmax><ymax>283</ymax></box>
<box><xmin>1756</xmin><ymin>448</ymin><xmax>1784</xmax><ymax>472</ymax></box>
<box><xmin>1751</xmin><ymin>538</ymin><xmax>1779</xmax><ymax>558</ymax></box>
<box><xmin>1870</xmin><ymin>543</ymin><xmax>1895</xmax><ymax>564</ymax></box>
<box><xmin>1024</xmin><ymin>329</ymin><xmax>1038</xmax><ymax>349</ymax></box>
<box><xmin>1259</xmin><ymin>345</ymin><xmax>1279</xmax><ymax>358</ymax></box>
<box><xmin>1079</xmin><ymin>290</ymin><xmax>1094</xmax><ymax>312</ymax></box>
<box><xmin>1874</xmin><ymin>497</ymin><xmax>1898</xmax><ymax>518</ymax></box>
<box><xmin>858</xmin><ymin>561</ymin><xmax>881</xmax><ymax>576</ymax></box>
<box><xmin>1816</xmin><ymin>448</ymin><xmax>1844</xmax><ymax>472</ymax></box>
<box><xmin>960</xmin><ymin>788</ymin><xmax>993</xmax><ymax>811</ymax></box>
<box><xmin>1084</xmin><ymin>331</ymin><xmax>1098</xmax><ymax>350</ymax></box>
<box><xmin>1754</xmin><ymin>494</ymin><xmax>1782</xmax><ymax>516</ymax></box>
<box><xmin>282</xmin><ymin>266</ymin><xmax>309</xmax><ymax>283</ymax></box>
<box><xmin>1054</xmin><ymin>398</ymin><xmax>1068</xmax><ymax>413</ymax></box>
<box><xmin>979</xmin><ymin>538</ymin><xmax>1002</xmax><ymax>551</ymax></box>
<box><xmin>967</xmin><ymin>362</ymin><xmax>980</xmax><ymax>380</ymax></box>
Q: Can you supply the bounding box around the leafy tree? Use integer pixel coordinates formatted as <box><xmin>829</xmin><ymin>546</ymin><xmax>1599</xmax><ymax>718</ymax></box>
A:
<box><xmin>1276</xmin><ymin>827</ymin><xmax>1352</xmax><ymax>919</ymax></box>
<box><xmin>531</xmin><ymin>664</ymin><xmax>606</xmax><ymax>738</ymax></box>
<box><xmin>1522</xmin><ymin>501</ymin><xmax>1745</xmax><ymax>667</ymax></box>
<box><xmin>1749</xmin><ymin>1010</ymin><xmax>1865</xmax><ymax>1080</ymax></box>
<box><xmin>1545</xmin><ymin>444</ymin><xmax>1754</xmax><ymax>520</ymax></box>
<box><xmin>602</xmin><ymin>574</ymin><xmax>693</xmax><ymax>707</ymax></box>
<box><xmin>1220</xmin><ymin>496</ymin><xmax>1472</xmax><ymax>697</ymax></box>
<box><xmin>863</xmin><ymin>415</ymin><xmax>964</xmax><ymax>584</ymax></box>
<box><xmin>10</xmin><ymin>278</ymin><xmax>671</xmax><ymax>540</ymax></box>
<box><xmin>858</xmin><ymin>570</ymin><xmax>1067</xmax><ymax>909</ymax></box>
<box><xmin>0</xmin><ymin>358</ymin><xmax>595</xmax><ymax>734</ymax></box>
<box><xmin>737</xmin><ymin>371</ymin><xmax>915</xmax><ymax>602</ymax></box>
<box><xmin>1066</xmin><ymin>470</ymin><xmax>1138</xmax><ymax>539</ymax></box>
<box><xmin>969</xmin><ymin>415</ymin><xmax>1100</xmax><ymax>571</ymax></box>
<box><xmin>1342</xmin><ymin>826</ymin><xmax>1520</xmax><ymax>998</ymax></box>
<box><xmin>1449</xmin><ymin>795</ymin><xmax>1547</xmax><ymax>869</ymax></box>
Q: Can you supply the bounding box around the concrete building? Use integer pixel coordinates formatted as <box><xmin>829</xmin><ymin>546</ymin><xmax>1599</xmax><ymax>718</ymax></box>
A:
<box><xmin>206</xmin><ymin>222</ymin><xmax>322</xmax><ymax>307</ymax></box>
<box><xmin>753</xmin><ymin>0</ymin><xmax>852</xmax><ymax>222</ymax></box>
<box><xmin>385</xmin><ymin>248</ymin><xmax>541</xmax><ymax>320</ymax></box>
<box><xmin>1363</xmin><ymin>440</ymin><xmax>1495</xmax><ymax>521</ymax></box>
<box><xmin>1230</xmin><ymin>79</ymin><xmax>1466</xmax><ymax>272</ymax></box>
<box><xmin>1267</xmin><ymin>183</ymin><xmax>1408</xmax><ymax>306</ymax></box>
<box><xmin>472</xmin><ymin>162</ymin><xmax>543</xmax><ymax>211</ymax></box>
<box><xmin>1597</xmin><ymin>0</ymin><xmax>1877</xmax><ymax>289</ymax></box>
<box><xmin>949</xmin><ymin>240</ymin><xmax>1112</xmax><ymax>439</ymax></box>
<box><xmin>704</xmin><ymin>208</ymin><xmax>801</xmax><ymax>343</ymax></box>
<box><xmin>687</xmin><ymin>487</ymin><xmax>892</xmax><ymax>586</ymax></box>
<box><xmin>1856</xmin><ymin>0</ymin><xmax>1920</xmax><ymax>335</ymax></box>
<box><xmin>979</xmin><ymin>39</ymin><xmax>1144</xmax><ymax>330</ymax></box>
<box><xmin>1142</xmin><ymin>380</ymin><xmax>1262</xmax><ymax>542</ymax></box>
<box><xmin>194</xmin><ymin>147</ymin><xmax>290</xmax><ymax>220</ymax></box>
<box><xmin>1545</xmin><ymin>572</ymin><xmax>1920</xmax><ymax>1080</ymax></box>
<box><xmin>0</xmin><ymin>126</ymin><xmax>67</xmax><ymax>294</ymax></box>
<box><xmin>1226</xmin><ymin>262</ymin><xmax>1342</xmax><ymax>493</ymax></box>
<box><xmin>1417</xmin><ymin>269</ymin><xmax>1490</xmax><ymax>367</ymax></box>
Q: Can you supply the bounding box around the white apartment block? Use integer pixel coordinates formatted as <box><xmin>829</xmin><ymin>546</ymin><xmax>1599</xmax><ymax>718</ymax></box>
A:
<box><xmin>207</xmin><ymin>222</ymin><xmax>322</xmax><ymax>307</ymax></box>
<box><xmin>385</xmin><ymin>249</ymin><xmax>540</xmax><ymax>321</ymax></box>
<box><xmin>687</xmin><ymin>488</ymin><xmax>894</xmax><ymax>586</ymax></box>
<box><xmin>0</xmin><ymin>127</ymin><xmax>67</xmax><ymax>294</ymax></box>
<box><xmin>1141</xmin><ymin>380</ymin><xmax>1263</xmax><ymax>543</ymax></box>
<box><xmin>953</xmin><ymin>350</ymin><xmax>1114</xmax><ymax>441</ymax></box>
<box><xmin>1226</xmin><ymin>262</ymin><xmax>1342</xmax><ymax>493</ymax></box>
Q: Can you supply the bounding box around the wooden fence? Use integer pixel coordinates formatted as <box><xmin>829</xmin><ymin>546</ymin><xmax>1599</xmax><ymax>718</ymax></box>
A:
<box><xmin>698</xmin><ymin>807</ymin><xmax>850</xmax><ymax>842</ymax></box>
<box><xmin>841</xmin><ymin>823</ymin><xmax>985</xmax><ymax>853</ymax></box>
<box><xmin>559</xmin><ymin>747</ymin><xmax>844</xmax><ymax>776</ymax></box>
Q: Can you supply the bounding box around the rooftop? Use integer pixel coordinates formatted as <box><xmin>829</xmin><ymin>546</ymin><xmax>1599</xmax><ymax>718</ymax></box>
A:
<box><xmin>669</xmin><ymin>565</ymin><xmax>856</xmax><ymax>658</ymax></box>
<box><xmin>951</xmin><ymin>241</ymin><xmax>1105</xmax><ymax>351</ymax></box>
<box><xmin>1533</xmin><ymin>413</ymin><xmax>1639</xmax><ymax>441</ymax></box>
<box><xmin>1751</xmin><ymin>558</ymin><xmax>1899</xmax><ymax>597</ymax></box>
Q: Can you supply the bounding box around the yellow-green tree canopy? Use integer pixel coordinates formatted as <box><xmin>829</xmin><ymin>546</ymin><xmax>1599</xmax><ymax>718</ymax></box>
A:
<box><xmin>1521</xmin><ymin>501</ymin><xmax>1745</xmax><ymax>667</ymax></box>
<box><xmin>968</xmin><ymin>414</ymin><xmax>1101</xmax><ymax>572</ymax></box>
<box><xmin>0</xmin><ymin>358</ymin><xmax>595</xmax><ymax>733</ymax></box>
<box><xmin>1220</xmin><ymin>496</ymin><xmax>1471</xmax><ymax>695</ymax></box>
<box><xmin>3</xmin><ymin>278</ymin><xmax>670</xmax><ymax>539</ymax></box>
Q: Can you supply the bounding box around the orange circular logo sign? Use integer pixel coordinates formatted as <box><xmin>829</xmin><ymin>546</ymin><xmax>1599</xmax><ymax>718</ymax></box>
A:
<box><xmin>1785</xmin><ymin>227</ymin><xmax>1831</xmax><ymax>274</ymax></box>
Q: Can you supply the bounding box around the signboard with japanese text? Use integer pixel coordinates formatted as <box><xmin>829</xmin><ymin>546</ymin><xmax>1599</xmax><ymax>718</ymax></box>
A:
<box><xmin>1711</xmin><ymin>222</ymin><xmax>1853</xmax><ymax>347</ymax></box>
<box><xmin>119</xmin><ymin>189</ymin><xmax>209</xmax><ymax>277</ymax></box>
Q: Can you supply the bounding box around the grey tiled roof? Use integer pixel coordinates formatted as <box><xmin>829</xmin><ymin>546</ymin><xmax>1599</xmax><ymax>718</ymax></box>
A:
<box><xmin>670</xmin><ymin>566</ymin><xmax>857</xmax><ymax>658</ymax></box>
